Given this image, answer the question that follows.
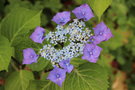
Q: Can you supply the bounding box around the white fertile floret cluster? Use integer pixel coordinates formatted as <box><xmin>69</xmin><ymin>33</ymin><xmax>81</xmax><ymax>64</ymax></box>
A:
<box><xmin>40</xmin><ymin>19</ymin><xmax>91</xmax><ymax>63</ymax></box>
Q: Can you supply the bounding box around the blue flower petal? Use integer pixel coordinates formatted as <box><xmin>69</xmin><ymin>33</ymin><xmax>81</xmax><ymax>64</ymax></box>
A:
<box><xmin>82</xmin><ymin>44</ymin><xmax>102</xmax><ymax>63</ymax></box>
<box><xmin>47</xmin><ymin>67</ymin><xmax>66</xmax><ymax>87</ymax></box>
<box><xmin>52</xmin><ymin>11</ymin><xmax>71</xmax><ymax>25</ymax></box>
<box><xmin>72</xmin><ymin>4</ymin><xmax>94</xmax><ymax>21</ymax></box>
<box><xmin>30</xmin><ymin>26</ymin><xmax>45</xmax><ymax>44</ymax></box>
<box><xmin>23</xmin><ymin>48</ymin><xmax>38</xmax><ymax>64</ymax></box>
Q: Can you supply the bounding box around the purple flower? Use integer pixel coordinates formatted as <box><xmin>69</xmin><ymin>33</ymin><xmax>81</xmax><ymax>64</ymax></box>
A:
<box><xmin>30</xmin><ymin>26</ymin><xmax>45</xmax><ymax>44</ymax></box>
<box><xmin>82</xmin><ymin>44</ymin><xmax>102</xmax><ymax>63</ymax></box>
<box><xmin>72</xmin><ymin>4</ymin><xmax>94</xmax><ymax>21</ymax></box>
<box><xmin>47</xmin><ymin>67</ymin><xmax>66</xmax><ymax>87</ymax></box>
<box><xmin>52</xmin><ymin>11</ymin><xmax>70</xmax><ymax>25</ymax></box>
<box><xmin>91</xmin><ymin>22</ymin><xmax>113</xmax><ymax>44</ymax></box>
<box><xmin>23</xmin><ymin>48</ymin><xmax>38</xmax><ymax>64</ymax></box>
<box><xmin>59</xmin><ymin>59</ymin><xmax>74</xmax><ymax>73</ymax></box>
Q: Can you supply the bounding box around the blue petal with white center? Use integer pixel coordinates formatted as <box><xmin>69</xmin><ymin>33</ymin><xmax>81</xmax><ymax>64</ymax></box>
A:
<box><xmin>52</xmin><ymin>11</ymin><xmax>71</xmax><ymax>25</ymax></box>
<box><xmin>82</xmin><ymin>44</ymin><xmax>102</xmax><ymax>63</ymax></box>
<box><xmin>91</xmin><ymin>22</ymin><xmax>113</xmax><ymax>44</ymax></box>
<box><xmin>47</xmin><ymin>67</ymin><xmax>66</xmax><ymax>87</ymax></box>
<box><xmin>59</xmin><ymin>59</ymin><xmax>74</xmax><ymax>73</ymax></box>
<box><xmin>72</xmin><ymin>4</ymin><xmax>94</xmax><ymax>21</ymax></box>
<box><xmin>23</xmin><ymin>48</ymin><xmax>38</xmax><ymax>64</ymax></box>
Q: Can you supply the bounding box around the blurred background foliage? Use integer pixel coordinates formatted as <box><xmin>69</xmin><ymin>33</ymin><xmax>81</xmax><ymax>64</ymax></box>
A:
<box><xmin>0</xmin><ymin>0</ymin><xmax>135</xmax><ymax>90</ymax></box>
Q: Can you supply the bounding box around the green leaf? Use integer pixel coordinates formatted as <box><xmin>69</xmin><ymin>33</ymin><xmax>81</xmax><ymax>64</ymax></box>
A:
<box><xmin>43</xmin><ymin>0</ymin><xmax>62</xmax><ymax>12</ymax></box>
<box><xmin>87</xmin><ymin>0</ymin><xmax>112</xmax><ymax>20</ymax></box>
<box><xmin>28</xmin><ymin>57</ymin><xmax>50</xmax><ymax>71</ymax></box>
<box><xmin>64</xmin><ymin>62</ymin><xmax>109</xmax><ymax>90</ymax></box>
<box><xmin>0</xmin><ymin>7</ymin><xmax>41</xmax><ymax>62</ymax></box>
<box><xmin>5</xmin><ymin>0</ymin><xmax>33</xmax><ymax>14</ymax></box>
<box><xmin>75</xmin><ymin>0</ymin><xmax>83</xmax><ymax>4</ymax></box>
<box><xmin>70</xmin><ymin>57</ymin><xmax>87</xmax><ymax>67</ymax></box>
<box><xmin>0</xmin><ymin>7</ymin><xmax>41</xmax><ymax>46</ymax></box>
<box><xmin>27</xmin><ymin>80</ymin><xmax>37</xmax><ymax>90</ymax></box>
<box><xmin>5</xmin><ymin>70</ymin><xmax>34</xmax><ymax>90</ymax></box>
<box><xmin>37</xmin><ymin>61</ymin><xmax>109</xmax><ymax>90</ymax></box>
<box><xmin>0</xmin><ymin>35</ymin><xmax>14</xmax><ymax>71</ymax></box>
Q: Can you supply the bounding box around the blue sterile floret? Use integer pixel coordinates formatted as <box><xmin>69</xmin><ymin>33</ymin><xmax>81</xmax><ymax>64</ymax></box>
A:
<box><xmin>90</xmin><ymin>22</ymin><xmax>113</xmax><ymax>44</ymax></box>
<box><xmin>52</xmin><ymin>11</ymin><xmax>71</xmax><ymax>25</ymax></box>
<box><xmin>59</xmin><ymin>59</ymin><xmax>74</xmax><ymax>73</ymax></box>
<box><xmin>72</xmin><ymin>4</ymin><xmax>94</xmax><ymax>21</ymax></box>
<box><xmin>30</xmin><ymin>26</ymin><xmax>45</xmax><ymax>44</ymax></box>
<box><xmin>47</xmin><ymin>66</ymin><xmax>66</xmax><ymax>87</ymax></box>
<box><xmin>23</xmin><ymin>48</ymin><xmax>38</xmax><ymax>64</ymax></box>
<box><xmin>82</xmin><ymin>44</ymin><xmax>102</xmax><ymax>63</ymax></box>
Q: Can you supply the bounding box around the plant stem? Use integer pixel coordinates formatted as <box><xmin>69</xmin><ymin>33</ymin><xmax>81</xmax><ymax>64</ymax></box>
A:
<box><xmin>11</xmin><ymin>61</ymin><xmax>19</xmax><ymax>71</ymax></box>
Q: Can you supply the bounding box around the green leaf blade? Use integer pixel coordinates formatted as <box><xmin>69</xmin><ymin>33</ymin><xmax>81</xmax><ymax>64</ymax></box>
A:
<box><xmin>0</xmin><ymin>7</ymin><xmax>41</xmax><ymax>46</ymax></box>
<box><xmin>0</xmin><ymin>35</ymin><xmax>14</xmax><ymax>71</ymax></box>
<box><xmin>5</xmin><ymin>70</ymin><xmax>34</xmax><ymax>90</ymax></box>
<box><xmin>87</xmin><ymin>0</ymin><xmax>112</xmax><ymax>20</ymax></box>
<box><xmin>64</xmin><ymin>62</ymin><xmax>109</xmax><ymax>90</ymax></box>
<box><xmin>28</xmin><ymin>57</ymin><xmax>50</xmax><ymax>71</ymax></box>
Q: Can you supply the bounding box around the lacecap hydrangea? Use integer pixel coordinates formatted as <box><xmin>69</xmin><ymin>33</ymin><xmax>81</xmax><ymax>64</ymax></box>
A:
<box><xmin>22</xmin><ymin>4</ymin><xmax>113</xmax><ymax>86</ymax></box>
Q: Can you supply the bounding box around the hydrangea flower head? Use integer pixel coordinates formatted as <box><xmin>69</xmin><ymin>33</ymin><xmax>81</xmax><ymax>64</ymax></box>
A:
<box><xmin>72</xmin><ymin>4</ymin><xmax>94</xmax><ymax>21</ymax></box>
<box><xmin>91</xmin><ymin>22</ymin><xmax>113</xmax><ymax>44</ymax></box>
<box><xmin>23</xmin><ymin>48</ymin><xmax>38</xmax><ymax>64</ymax></box>
<box><xmin>52</xmin><ymin>11</ymin><xmax>71</xmax><ymax>25</ymax></box>
<box><xmin>82</xmin><ymin>44</ymin><xmax>102</xmax><ymax>63</ymax></box>
<box><xmin>30</xmin><ymin>26</ymin><xmax>45</xmax><ymax>44</ymax></box>
<box><xmin>47</xmin><ymin>67</ymin><xmax>66</xmax><ymax>87</ymax></box>
<box><xmin>24</xmin><ymin>4</ymin><xmax>113</xmax><ymax>87</ymax></box>
<box><xmin>59</xmin><ymin>59</ymin><xmax>74</xmax><ymax>73</ymax></box>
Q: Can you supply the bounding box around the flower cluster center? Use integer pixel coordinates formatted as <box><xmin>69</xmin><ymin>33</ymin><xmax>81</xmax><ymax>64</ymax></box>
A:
<box><xmin>40</xmin><ymin>19</ymin><xmax>92</xmax><ymax>63</ymax></box>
